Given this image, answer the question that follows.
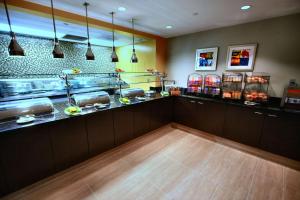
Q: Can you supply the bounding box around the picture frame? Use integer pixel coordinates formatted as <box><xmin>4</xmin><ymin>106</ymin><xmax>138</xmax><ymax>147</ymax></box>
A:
<box><xmin>195</xmin><ymin>47</ymin><xmax>218</xmax><ymax>71</ymax></box>
<box><xmin>226</xmin><ymin>44</ymin><xmax>257</xmax><ymax>71</ymax></box>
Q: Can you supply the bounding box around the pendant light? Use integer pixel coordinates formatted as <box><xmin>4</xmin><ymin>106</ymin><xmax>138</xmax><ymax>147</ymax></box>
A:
<box><xmin>110</xmin><ymin>12</ymin><xmax>118</xmax><ymax>62</ymax></box>
<box><xmin>131</xmin><ymin>18</ymin><xmax>138</xmax><ymax>63</ymax></box>
<box><xmin>3</xmin><ymin>0</ymin><xmax>25</xmax><ymax>56</ymax></box>
<box><xmin>50</xmin><ymin>0</ymin><xmax>64</xmax><ymax>58</ymax></box>
<box><xmin>84</xmin><ymin>2</ymin><xmax>95</xmax><ymax>60</ymax></box>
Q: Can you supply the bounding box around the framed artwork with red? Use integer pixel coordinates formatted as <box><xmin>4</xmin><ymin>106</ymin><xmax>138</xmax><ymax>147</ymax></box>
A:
<box><xmin>226</xmin><ymin>44</ymin><xmax>257</xmax><ymax>71</ymax></box>
<box><xmin>195</xmin><ymin>47</ymin><xmax>218</xmax><ymax>71</ymax></box>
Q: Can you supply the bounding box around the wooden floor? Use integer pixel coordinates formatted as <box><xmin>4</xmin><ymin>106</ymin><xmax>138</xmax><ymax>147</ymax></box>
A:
<box><xmin>2</xmin><ymin>125</ymin><xmax>300</xmax><ymax>200</ymax></box>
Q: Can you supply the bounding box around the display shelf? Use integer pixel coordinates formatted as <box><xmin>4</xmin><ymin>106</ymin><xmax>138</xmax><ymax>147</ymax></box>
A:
<box><xmin>187</xmin><ymin>73</ymin><xmax>203</xmax><ymax>94</ymax></box>
<box><xmin>244</xmin><ymin>73</ymin><xmax>270</xmax><ymax>102</ymax></box>
<box><xmin>222</xmin><ymin>73</ymin><xmax>243</xmax><ymax>100</ymax></box>
<box><xmin>203</xmin><ymin>74</ymin><xmax>221</xmax><ymax>96</ymax></box>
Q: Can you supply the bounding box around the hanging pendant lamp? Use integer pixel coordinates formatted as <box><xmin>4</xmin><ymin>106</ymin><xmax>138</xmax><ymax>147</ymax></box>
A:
<box><xmin>110</xmin><ymin>12</ymin><xmax>118</xmax><ymax>62</ymax></box>
<box><xmin>4</xmin><ymin>0</ymin><xmax>25</xmax><ymax>56</ymax></box>
<box><xmin>131</xmin><ymin>18</ymin><xmax>138</xmax><ymax>63</ymax></box>
<box><xmin>84</xmin><ymin>2</ymin><xmax>95</xmax><ymax>60</ymax></box>
<box><xmin>50</xmin><ymin>0</ymin><xmax>64</xmax><ymax>58</ymax></box>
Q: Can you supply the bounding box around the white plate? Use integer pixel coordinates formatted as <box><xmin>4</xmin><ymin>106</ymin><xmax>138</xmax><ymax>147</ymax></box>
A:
<box><xmin>94</xmin><ymin>103</ymin><xmax>110</xmax><ymax>109</ymax></box>
<box><xmin>136</xmin><ymin>97</ymin><xmax>146</xmax><ymax>101</ymax></box>
<box><xmin>16</xmin><ymin>116</ymin><xmax>35</xmax><ymax>124</ymax></box>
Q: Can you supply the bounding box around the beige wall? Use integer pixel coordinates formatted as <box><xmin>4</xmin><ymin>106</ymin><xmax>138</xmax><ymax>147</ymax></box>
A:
<box><xmin>167</xmin><ymin>13</ymin><xmax>300</xmax><ymax>97</ymax></box>
<box><xmin>116</xmin><ymin>40</ymin><xmax>158</xmax><ymax>90</ymax></box>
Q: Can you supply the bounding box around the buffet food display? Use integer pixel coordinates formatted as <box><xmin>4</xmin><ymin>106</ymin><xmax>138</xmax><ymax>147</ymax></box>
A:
<box><xmin>187</xmin><ymin>73</ymin><xmax>203</xmax><ymax>94</ymax></box>
<box><xmin>203</xmin><ymin>74</ymin><xmax>221</xmax><ymax>96</ymax></box>
<box><xmin>244</xmin><ymin>73</ymin><xmax>270</xmax><ymax>102</ymax></box>
<box><xmin>0</xmin><ymin>97</ymin><xmax>54</xmax><ymax>122</ymax></box>
<box><xmin>118</xmin><ymin>88</ymin><xmax>145</xmax><ymax>99</ymax></box>
<box><xmin>70</xmin><ymin>91</ymin><xmax>110</xmax><ymax>107</ymax></box>
<box><xmin>222</xmin><ymin>73</ymin><xmax>243</xmax><ymax>100</ymax></box>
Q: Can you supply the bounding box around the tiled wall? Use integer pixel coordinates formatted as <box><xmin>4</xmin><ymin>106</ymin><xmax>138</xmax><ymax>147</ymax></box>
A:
<box><xmin>0</xmin><ymin>33</ymin><xmax>115</xmax><ymax>77</ymax></box>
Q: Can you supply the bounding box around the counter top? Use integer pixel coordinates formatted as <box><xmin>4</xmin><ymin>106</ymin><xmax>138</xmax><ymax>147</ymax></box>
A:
<box><xmin>1</xmin><ymin>93</ymin><xmax>299</xmax><ymax>134</ymax></box>
<box><xmin>180</xmin><ymin>94</ymin><xmax>300</xmax><ymax>115</ymax></box>
<box><xmin>0</xmin><ymin>94</ymin><xmax>169</xmax><ymax>134</ymax></box>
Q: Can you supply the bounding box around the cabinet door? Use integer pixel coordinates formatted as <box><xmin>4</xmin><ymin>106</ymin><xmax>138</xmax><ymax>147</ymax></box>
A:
<box><xmin>173</xmin><ymin>97</ymin><xmax>197</xmax><ymax>128</ymax></box>
<box><xmin>150</xmin><ymin>98</ymin><xmax>173</xmax><ymax>130</ymax></box>
<box><xmin>260</xmin><ymin>112</ymin><xmax>300</xmax><ymax>161</ymax></box>
<box><xmin>48</xmin><ymin>117</ymin><xmax>89</xmax><ymax>171</ymax></box>
<box><xmin>195</xmin><ymin>100</ymin><xmax>226</xmax><ymax>136</ymax></box>
<box><xmin>0</xmin><ymin>163</ymin><xmax>7</xmax><ymax>197</ymax></box>
<box><xmin>113</xmin><ymin>107</ymin><xmax>134</xmax><ymax>145</ymax></box>
<box><xmin>0</xmin><ymin>124</ymin><xmax>54</xmax><ymax>193</ymax></box>
<box><xmin>133</xmin><ymin>102</ymin><xmax>151</xmax><ymax>137</ymax></box>
<box><xmin>86</xmin><ymin>110</ymin><xmax>115</xmax><ymax>157</ymax></box>
<box><xmin>223</xmin><ymin>105</ymin><xmax>264</xmax><ymax>147</ymax></box>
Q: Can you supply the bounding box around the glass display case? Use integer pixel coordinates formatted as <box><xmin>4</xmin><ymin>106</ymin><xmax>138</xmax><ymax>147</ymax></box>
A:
<box><xmin>222</xmin><ymin>73</ymin><xmax>243</xmax><ymax>100</ymax></box>
<box><xmin>203</xmin><ymin>74</ymin><xmax>221</xmax><ymax>96</ymax></box>
<box><xmin>187</xmin><ymin>73</ymin><xmax>203</xmax><ymax>94</ymax></box>
<box><xmin>244</xmin><ymin>73</ymin><xmax>270</xmax><ymax>102</ymax></box>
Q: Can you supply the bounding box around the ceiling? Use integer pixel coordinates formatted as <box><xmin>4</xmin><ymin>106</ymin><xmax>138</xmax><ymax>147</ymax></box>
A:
<box><xmin>24</xmin><ymin>0</ymin><xmax>300</xmax><ymax>38</ymax></box>
<box><xmin>0</xmin><ymin>7</ymin><xmax>147</xmax><ymax>47</ymax></box>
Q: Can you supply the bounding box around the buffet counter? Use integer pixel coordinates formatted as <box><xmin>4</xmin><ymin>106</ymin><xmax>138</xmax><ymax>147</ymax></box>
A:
<box><xmin>181</xmin><ymin>94</ymin><xmax>300</xmax><ymax>115</ymax></box>
<box><xmin>0</xmin><ymin>94</ymin><xmax>168</xmax><ymax>133</ymax></box>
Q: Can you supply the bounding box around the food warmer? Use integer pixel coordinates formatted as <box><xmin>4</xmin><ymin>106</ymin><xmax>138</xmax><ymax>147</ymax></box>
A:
<box><xmin>0</xmin><ymin>97</ymin><xmax>54</xmax><ymax>122</ymax></box>
<box><xmin>203</xmin><ymin>74</ymin><xmax>221</xmax><ymax>96</ymax></box>
<box><xmin>281</xmin><ymin>80</ymin><xmax>300</xmax><ymax>110</ymax></box>
<box><xmin>117</xmin><ymin>88</ymin><xmax>145</xmax><ymax>99</ymax></box>
<box><xmin>244</xmin><ymin>73</ymin><xmax>270</xmax><ymax>102</ymax></box>
<box><xmin>187</xmin><ymin>73</ymin><xmax>203</xmax><ymax>94</ymax></box>
<box><xmin>71</xmin><ymin>91</ymin><xmax>110</xmax><ymax>107</ymax></box>
<box><xmin>222</xmin><ymin>73</ymin><xmax>243</xmax><ymax>100</ymax></box>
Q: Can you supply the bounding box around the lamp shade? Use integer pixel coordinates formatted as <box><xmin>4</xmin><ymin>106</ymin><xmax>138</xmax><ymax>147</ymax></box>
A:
<box><xmin>86</xmin><ymin>42</ymin><xmax>95</xmax><ymax>60</ymax></box>
<box><xmin>131</xmin><ymin>49</ymin><xmax>138</xmax><ymax>63</ymax></box>
<box><xmin>8</xmin><ymin>33</ymin><xmax>25</xmax><ymax>56</ymax></box>
<box><xmin>4</xmin><ymin>0</ymin><xmax>25</xmax><ymax>56</ymax></box>
<box><xmin>52</xmin><ymin>38</ymin><xmax>64</xmax><ymax>58</ymax></box>
<box><xmin>111</xmin><ymin>46</ymin><xmax>119</xmax><ymax>62</ymax></box>
<box><xmin>131</xmin><ymin>19</ymin><xmax>138</xmax><ymax>63</ymax></box>
<box><xmin>110</xmin><ymin>12</ymin><xmax>118</xmax><ymax>62</ymax></box>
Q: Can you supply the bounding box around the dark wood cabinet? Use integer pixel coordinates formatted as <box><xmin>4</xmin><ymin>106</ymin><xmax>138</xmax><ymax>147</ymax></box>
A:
<box><xmin>173</xmin><ymin>97</ymin><xmax>197</xmax><ymax>128</ymax></box>
<box><xmin>113</xmin><ymin>107</ymin><xmax>134</xmax><ymax>145</ymax></box>
<box><xmin>223</xmin><ymin>105</ymin><xmax>264</xmax><ymax>147</ymax></box>
<box><xmin>133</xmin><ymin>102</ymin><xmax>151</xmax><ymax>137</ymax></box>
<box><xmin>260</xmin><ymin>111</ymin><xmax>300</xmax><ymax>160</ymax></box>
<box><xmin>195</xmin><ymin>100</ymin><xmax>226</xmax><ymax>136</ymax></box>
<box><xmin>48</xmin><ymin>117</ymin><xmax>89</xmax><ymax>171</ymax></box>
<box><xmin>150</xmin><ymin>97</ymin><xmax>173</xmax><ymax>130</ymax></box>
<box><xmin>1</xmin><ymin>96</ymin><xmax>300</xmax><ymax>198</ymax></box>
<box><xmin>173</xmin><ymin>97</ymin><xmax>226</xmax><ymax>136</ymax></box>
<box><xmin>85</xmin><ymin>110</ymin><xmax>115</xmax><ymax>157</ymax></box>
<box><xmin>0</xmin><ymin>125</ymin><xmax>54</xmax><ymax>193</ymax></box>
<box><xmin>0</xmin><ymin>164</ymin><xmax>7</xmax><ymax>196</ymax></box>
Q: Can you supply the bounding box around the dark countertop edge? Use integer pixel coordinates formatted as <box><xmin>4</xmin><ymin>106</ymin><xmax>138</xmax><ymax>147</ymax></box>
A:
<box><xmin>0</xmin><ymin>95</ymin><xmax>171</xmax><ymax>134</ymax></box>
<box><xmin>180</xmin><ymin>95</ymin><xmax>300</xmax><ymax>115</ymax></box>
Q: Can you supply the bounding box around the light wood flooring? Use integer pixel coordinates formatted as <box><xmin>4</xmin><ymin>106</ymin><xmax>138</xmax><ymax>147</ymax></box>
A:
<box><xmin>2</xmin><ymin>125</ymin><xmax>300</xmax><ymax>200</ymax></box>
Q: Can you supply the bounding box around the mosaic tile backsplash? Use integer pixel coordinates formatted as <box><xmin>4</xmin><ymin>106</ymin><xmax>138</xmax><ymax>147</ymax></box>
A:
<box><xmin>0</xmin><ymin>33</ymin><xmax>115</xmax><ymax>77</ymax></box>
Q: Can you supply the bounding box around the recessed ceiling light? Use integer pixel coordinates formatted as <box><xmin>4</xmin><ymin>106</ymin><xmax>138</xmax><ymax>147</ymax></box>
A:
<box><xmin>118</xmin><ymin>7</ymin><xmax>126</xmax><ymax>12</ymax></box>
<box><xmin>241</xmin><ymin>5</ymin><xmax>251</xmax><ymax>10</ymax></box>
<box><xmin>166</xmin><ymin>25</ymin><xmax>173</xmax><ymax>29</ymax></box>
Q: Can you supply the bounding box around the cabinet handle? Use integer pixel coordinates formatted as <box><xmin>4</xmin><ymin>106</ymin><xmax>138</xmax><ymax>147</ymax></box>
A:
<box><xmin>190</xmin><ymin>100</ymin><xmax>196</xmax><ymax>103</ymax></box>
<box><xmin>268</xmin><ymin>114</ymin><xmax>278</xmax><ymax>118</ymax></box>
<box><xmin>254</xmin><ymin>112</ymin><xmax>263</xmax><ymax>115</ymax></box>
<box><xmin>197</xmin><ymin>101</ymin><xmax>204</xmax><ymax>105</ymax></box>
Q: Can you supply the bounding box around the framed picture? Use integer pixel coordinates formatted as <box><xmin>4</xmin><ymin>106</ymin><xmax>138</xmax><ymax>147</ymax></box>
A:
<box><xmin>195</xmin><ymin>47</ymin><xmax>218</xmax><ymax>71</ymax></box>
<box><xmin>226</xmin><ymin>44</ymin><xmax>257</xmax><ymax>71</ymax></box>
